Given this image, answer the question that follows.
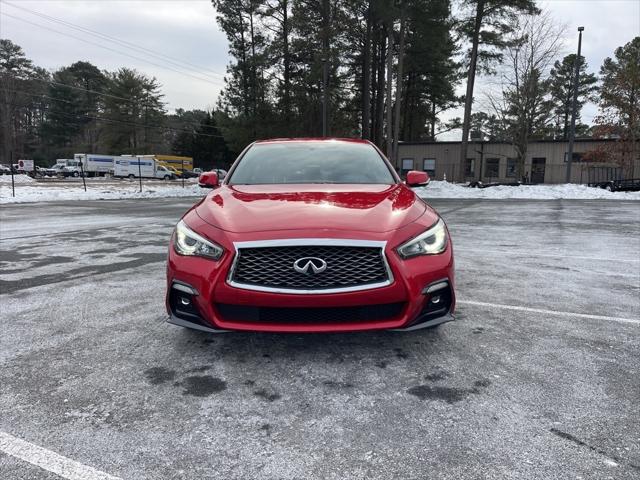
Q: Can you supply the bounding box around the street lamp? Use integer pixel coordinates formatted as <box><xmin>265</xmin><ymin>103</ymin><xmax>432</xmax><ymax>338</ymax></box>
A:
<box><xmin>565</xmin><ymin>26</ymin><xmax>584</xmax><ymax>183</ymax></box>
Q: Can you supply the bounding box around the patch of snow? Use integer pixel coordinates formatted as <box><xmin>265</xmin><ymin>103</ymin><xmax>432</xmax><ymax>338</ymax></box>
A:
<box><xmin>0</xmin><ymin>183</ymin><xmax>204</xmax><ymax>204</ymax></box>
<box><xmin>415</xmin><ymin>181</ymin><xmax>640</xmax><ymax>200</ymax></box>
<box><xmin>0</xmin><ymin>174</ymin><xmax>35</xmax><ymax>184</ymax></box>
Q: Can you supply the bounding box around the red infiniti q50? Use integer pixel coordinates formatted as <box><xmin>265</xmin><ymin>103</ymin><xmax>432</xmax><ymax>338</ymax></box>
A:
<box><xmin>166</xmin><ymin>138</ymin><xmax>455</xmax><ymax>333</ymax></box>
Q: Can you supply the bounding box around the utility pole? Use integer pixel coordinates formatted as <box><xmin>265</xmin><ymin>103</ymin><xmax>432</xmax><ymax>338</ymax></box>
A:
<box><xmin>565</xmin><ymin>26</ymin><xmax>584</xmax><ymax>183</ymax></box>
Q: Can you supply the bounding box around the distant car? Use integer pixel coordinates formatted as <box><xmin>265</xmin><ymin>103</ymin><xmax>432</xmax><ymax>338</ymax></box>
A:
<box><xmin>180</xmin><ymin>169</ymin><xmax>201</xmax><ymax>179</ymax></box>
<box><xmin>38</xmin><ymin>166</ymin><xmax>58</xmax><ymax>176</ymax></box>
<box><xmin>192</xmin><ymin>168</ymin><xmax>203</xmax><ymax>175</ymax></box>
<box><xmin>0</xmin><ymin>164</ymin><xmax>11</xmax><ymax>175</ymax></box>
<box><xmin>63</xmin><ymin>165</ymin><xmax>84</xmax><ymax>177</ymax></box>
<box><xmin>211</xmin><ymin>168</ymin><xmax>227</xmax><ymax>180</ymax></box>
<box><xmin>48</xmin><ymin>164</ymin><xmax>69</xmax><ymax>177</ymax></box>
<box><xmin>164</xmin><ymin>166</ymin><xmax>183</xmax><ymax>178</ymax></box>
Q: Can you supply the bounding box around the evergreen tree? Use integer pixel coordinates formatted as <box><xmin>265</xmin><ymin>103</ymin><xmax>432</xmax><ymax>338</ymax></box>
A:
<box><xmin>596</xmin><ymin>36</ymin><xmax>640</xmax><ymax>176</ymax></box>
<box><xmin>549</xmin><ymin>54</ymin><xmax>598</xmax><ymax>139</ymax></box>
<box><xmin>0</xmin><ymin>39</ymin><xmax>49</xmax><ymax>164</ymax></box>
<box><xmin>102</xmin><ymin>68</ymin><xmax>165</xmax><ymax>154</ymax></box>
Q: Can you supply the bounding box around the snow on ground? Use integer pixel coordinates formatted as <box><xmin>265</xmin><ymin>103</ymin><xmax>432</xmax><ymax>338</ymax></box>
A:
<box><xmin>1</xmin><ymin>179</ymin><xmax>640</xmax><ymax>203</ymax></box>
<box><xmin>0</xmin><ymin>174</ymin><xmax>35</xmax><ymax>184</ymax></box>
<box><xmin>416</xmin><ymin>181</ymin><xmax>640</xmax><ymax>200</ymax></box>
<box><xmin>0</xmin><ymin>183</ymin><xmax>204</xmax><ymax>204</ymax></box>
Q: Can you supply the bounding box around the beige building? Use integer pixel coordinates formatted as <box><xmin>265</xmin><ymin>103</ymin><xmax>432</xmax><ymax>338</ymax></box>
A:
<box><xmin>396</xmin><ymin>138</ymin><xmax>635</xmax><ymax>184</ymax></box>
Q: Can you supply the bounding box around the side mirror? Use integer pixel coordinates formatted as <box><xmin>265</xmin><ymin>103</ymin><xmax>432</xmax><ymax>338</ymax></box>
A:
<box><xmin>406</xmin><ymin>170</ymin><xmax>430</xmax><ymax>187</ymax></box>
<box><xmin>199</xmin><ymin>171</ymin><xmax>219</xmax><ymax>188</ymax></box>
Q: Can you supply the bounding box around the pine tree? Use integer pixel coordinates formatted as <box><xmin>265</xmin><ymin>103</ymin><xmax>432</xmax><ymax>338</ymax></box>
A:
<box><xmin>549</xmin><ymin>54</ymin><xmax>598</xmax><ymax>139</ymax></box>
<box><xmin>102</xmin><ymin>68</ymin><xmax>165</xmax><ymax>154</ymax></box>
<box><xmin>596</xmin><ymin>36</ymin><xmax>640</xmax><ymax>176</ymax></box>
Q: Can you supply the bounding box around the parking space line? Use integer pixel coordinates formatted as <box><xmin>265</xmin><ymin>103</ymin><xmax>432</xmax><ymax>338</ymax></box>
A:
<box><xmin>0</xmin><ymin>431</ymin><xmax>120</xmax><ymax>480</ymax></box>
<box><xmin>458</xmin><ymin>300</ymin><xmax>640</xmax><ymax>325</ymax></box>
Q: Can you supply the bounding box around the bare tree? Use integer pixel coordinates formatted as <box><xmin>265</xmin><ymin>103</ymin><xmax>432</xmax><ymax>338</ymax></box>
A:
<box><xmin>485</xmin><ymin>12</ymin><xmax>564</xmax><ymax>179</ymax></box>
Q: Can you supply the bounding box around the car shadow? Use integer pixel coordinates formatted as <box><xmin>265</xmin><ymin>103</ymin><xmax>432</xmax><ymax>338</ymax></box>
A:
<box><xmin>172</xmin><ymin>325</ymin><xmax>448</xmax><ymax>364</ymax></box>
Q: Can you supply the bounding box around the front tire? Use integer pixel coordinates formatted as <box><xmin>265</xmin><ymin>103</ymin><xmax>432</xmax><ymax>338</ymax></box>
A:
<box><xmin>164</xmin><ymin>175</ymin><xmax>171</xmax><ymax>181</ymax></box>
<box><xmin>73</xmin><ymin>171</ymin><xmax>79</xmax><ymax>177</ymax></box>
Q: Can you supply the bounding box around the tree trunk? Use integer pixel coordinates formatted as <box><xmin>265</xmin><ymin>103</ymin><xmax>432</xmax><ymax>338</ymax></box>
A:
<box><xmin>459</xmin><ymin>0</ymin><xmax>485</xmax><ymax>182</ymax></box>
<box><xmin>375</xmin><ymin>25</ymin><xmax>386</xmax><ymax>147</ymax></box>
<box><xmin>282</xmin><ymin>0</ymin><xmax>291</xmax><ymax>119</ymax></box>
<box><xmin>362</xmin><ymin>3</ymin><xmax>372</xmax><ymax>140</ymax></box>
<box><xmin>392</xmin><ymin>6</ymin><xmax>406</xmax><ymax>165</ymax></box>
<box><xmin>430</xmin><ymin>101</ymin><xmax>436</xmax><ymax>140</ymax></box>
<box><xmin>321</xmin><ymin>0</ymin><xmax>330</xmax><ymax>136</ymax></box>
<box><xmin>385</xmin><ymin>21</ymin><xmax>393</xmax><ymax>158</ymax></box>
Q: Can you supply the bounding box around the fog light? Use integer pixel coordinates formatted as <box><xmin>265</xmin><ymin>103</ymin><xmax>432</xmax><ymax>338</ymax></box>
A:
<box><xmin>431</xmin><ymin>295</ymin><xmax>441</xmax><ymax>304</ymax></box>
<box><xmin>180</xmin><ymin>297</ymin><xmax>191</xmax><ymax>306</ymax></box>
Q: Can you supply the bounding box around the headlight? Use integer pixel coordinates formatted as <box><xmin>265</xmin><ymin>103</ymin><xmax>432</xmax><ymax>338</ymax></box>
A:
<box><xmin>397</xmin><ymin>218</ymin><xmax>448</xmax><ymax>258</ymax></box>
<box><xmin>174</xmin><ymin>220</ymin><xmax>223</xmax><ymax>260</ymax></box>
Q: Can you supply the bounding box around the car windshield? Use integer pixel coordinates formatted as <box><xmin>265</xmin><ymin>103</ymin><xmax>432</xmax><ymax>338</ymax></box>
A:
<box><xmin>228</xmin><ymin>142</ymin><xmax>396</xmax><ymax>185</ymax></box>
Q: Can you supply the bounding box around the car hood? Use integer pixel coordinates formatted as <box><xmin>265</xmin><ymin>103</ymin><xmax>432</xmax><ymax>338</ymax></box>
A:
<box><xmin>194</xmin><ymin>184</ymin><xmax>432</xmax><ymax>233</ymax></box>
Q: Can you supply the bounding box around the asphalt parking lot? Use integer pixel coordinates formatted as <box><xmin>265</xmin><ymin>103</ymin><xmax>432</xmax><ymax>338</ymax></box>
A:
<box><xmin>1</xmin><ymin>197</ymin><xmax>639</xmax><ymax>479</ymax></box>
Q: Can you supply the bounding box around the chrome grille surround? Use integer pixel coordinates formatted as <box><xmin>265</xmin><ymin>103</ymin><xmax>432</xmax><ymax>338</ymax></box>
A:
<box><xmin>227</xmin><ymin>239</ymin><xmax>394</xmax><ymax>294</ymax></box>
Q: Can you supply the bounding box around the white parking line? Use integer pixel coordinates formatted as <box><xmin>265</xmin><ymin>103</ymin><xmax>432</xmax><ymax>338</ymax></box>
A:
<box><xmin>458</xmin><ymin>300</ymin><xmax>640</xmax><ymax>325</ymax></box>
<box><xmin>0</xmin><ymin>432</ymin><xmax>120</xmax><ymax>480</ymax></box>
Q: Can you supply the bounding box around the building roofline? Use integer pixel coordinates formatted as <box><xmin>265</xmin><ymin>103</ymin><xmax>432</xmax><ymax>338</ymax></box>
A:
<box><xmin>398</xmin><ymin>138</ymin><xmax>617</xmax><ymax>146</ymax></box>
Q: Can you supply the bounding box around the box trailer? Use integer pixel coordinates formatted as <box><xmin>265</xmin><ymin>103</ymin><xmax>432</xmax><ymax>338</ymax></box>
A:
<box><xmin>74</xmin><ymin>154</ymin><xmax>115</xmax><ymax>177</ymax></box>
<box><xmin>113</xmin><ymin>156</ymin><xmax>176</xmax><ymax>180</ymax></box>
<box><xmin>153</xmin><ymin>155</ymin><xmax>193</xmax><ymax>172</ymax></box>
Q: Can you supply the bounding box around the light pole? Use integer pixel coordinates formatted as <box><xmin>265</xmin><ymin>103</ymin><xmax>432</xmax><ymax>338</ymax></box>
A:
<box><xmin>565</xmin><ymin>26</ymin><xmax>584</xmax><ymax>183</ymax></box>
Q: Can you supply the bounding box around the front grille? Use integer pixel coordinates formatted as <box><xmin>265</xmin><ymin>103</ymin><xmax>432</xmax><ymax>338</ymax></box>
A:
<box><xmin>216</xmin><ymin>302</ymin><xmax>404</xmax><ymax>324</ymax></box>
<box><xmin>230</xmin><ymin>244</ymin><xmax>390</xmax><ymax>291</ymax></box>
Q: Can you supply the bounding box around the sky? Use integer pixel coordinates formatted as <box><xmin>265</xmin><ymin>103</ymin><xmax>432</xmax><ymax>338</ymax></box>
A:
<box><xmin>0</xmin><ymin>0</ymin><xmax>638</xmax><ymax>139</ymax></box>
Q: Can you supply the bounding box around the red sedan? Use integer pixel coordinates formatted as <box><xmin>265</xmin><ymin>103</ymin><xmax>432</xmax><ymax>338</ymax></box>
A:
<box><xmin>166</xmin><ymin>138</ymin><xmax>455</xmax><ymax>333</ymax></box>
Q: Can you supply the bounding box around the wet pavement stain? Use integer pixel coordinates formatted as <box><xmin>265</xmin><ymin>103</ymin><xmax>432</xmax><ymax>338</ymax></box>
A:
<box><xmin>424</xmin><ymin>371</ymin><xmax>451</xmax><ymax>382</ymax></box>
<box><xmin>408</xmin><ymin>377</ymin><xmax>491</xmax><ymax>404</ymax></box>
<box><xmin>323</xmin><ymin>380</ymin><xmax>354</xmax><ymax>389</ymax></box>
<box><xmin>407</xmin><ymin>385</ymin><xmax>471</xmax><ymax>403</ymax></box>
<box><xmin>375</xmin><ymin>361</ymin><xmax>388</xmax><ymax>369</ymax></box>
<box><xmin>144</xmin><ymin>367</ymin><xmax>176</xmax><ymax>385</ymax></box>
<box><xmin>181</xmin><ymin>376</ymin><xmax>227</xmax><ymax>397</ymax></box>
<box><xmin>394</xmin><ymin>348</ymin><xmax>409</xmax><ymax>360</ymax></box>
<box><xmin>253</xmin><ymin>389</ymin><xmax>281</xmax><ymax>402</ymax></box>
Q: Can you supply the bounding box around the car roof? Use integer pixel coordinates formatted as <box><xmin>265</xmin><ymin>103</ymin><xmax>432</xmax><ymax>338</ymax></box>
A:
<box><xmin>253</xmin><ymin>137</ymin><xmax>372</xmax><ymax>145</ymax></box>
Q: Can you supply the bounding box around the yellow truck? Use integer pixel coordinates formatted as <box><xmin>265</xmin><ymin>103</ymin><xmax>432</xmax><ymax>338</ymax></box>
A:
<box><xmin>144</xmin><ymin>155</ymin><xmax>193</xmax><ymax>172</ymax></box>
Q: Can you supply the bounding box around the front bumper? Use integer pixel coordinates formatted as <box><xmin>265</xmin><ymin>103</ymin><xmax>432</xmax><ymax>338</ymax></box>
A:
<box><xmin>166</xmin><ymin>235</ymin><xmax>455</xmax><ymax>333</ymax></box>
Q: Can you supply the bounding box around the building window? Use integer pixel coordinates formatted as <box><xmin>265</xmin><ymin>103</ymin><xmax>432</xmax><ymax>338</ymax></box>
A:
<box><xmin>506</xmin><ymin>158</ymin><xmax>517</xmax><ymax>177</ymax></box>
<box><xmin>401</xmin><ymin>158</ymin><xmax>414</xmax><ymax>176</ymax></box>
<box><xmin>564</xmin><ymin>152</ymin><xmax>584</xmax><ymax>163</ymax></box>
<box><xmin>422</xmin><ymin>158</ymin><xmax>436</xmax><ymax>177</ymax></box>
<box><xmin>465</xmin><ymin>158</ymin><xmax>475</xmax><ymax>176</ymax></box>
<box><xmin>485</xmin><ymin>158</ymin><xmax>499</xmax><ymax>178</ymax></box>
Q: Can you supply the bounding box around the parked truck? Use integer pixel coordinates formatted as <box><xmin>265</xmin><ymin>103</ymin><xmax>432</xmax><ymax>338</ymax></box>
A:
<box><xmin>112</xmin><ymin>156</ymin><xmax>176</xmax><ymax>180</ymax></box>
<box><xmin>54</xmin><ymin>158</ymin><xmax>84</xmax><ymax>177</ymax></box>
<box><xmin>150</xmin><ymin>155</ymin><xmax>193</xmax><ymax>172</ymax></box>
<box><xmin>73</xmin><ymin>153</ymin><xmax>116</xmax><ymax>177</ymax></box>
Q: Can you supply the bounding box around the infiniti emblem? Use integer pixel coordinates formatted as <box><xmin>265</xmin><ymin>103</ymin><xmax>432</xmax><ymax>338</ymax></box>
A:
<box><xmin>293</xmin><ymin>257</ymin><xmax>327</xmax><ymax>274</ymax></box>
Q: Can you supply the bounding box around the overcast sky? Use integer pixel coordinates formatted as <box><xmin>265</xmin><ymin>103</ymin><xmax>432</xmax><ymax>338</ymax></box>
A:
<box><xmin>1</xmin><ymin>0</ymin><xmax>638</xmax><ymax>138</ymax></box>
